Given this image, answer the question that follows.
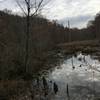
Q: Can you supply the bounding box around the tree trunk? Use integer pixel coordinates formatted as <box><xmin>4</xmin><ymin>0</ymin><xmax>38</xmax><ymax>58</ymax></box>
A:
<box><xmin>25</xmin><ymin>0</ymin><xmax>30</xmax><ymax>73</ymax></box>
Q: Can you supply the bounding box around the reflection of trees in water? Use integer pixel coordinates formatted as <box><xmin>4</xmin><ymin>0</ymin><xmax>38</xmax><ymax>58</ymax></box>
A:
<box><xmin>71</xmin><ymin>85</ymin><xmax>99</xmax><ymax>100</ymax></box>
<box><xmin>32</xmin><ymin>53</ymin><xmax>100</xmax><ymax>100</ymax></box>
<box><xmin>32</xmin><ymin>76</ymin><xmax>59</xmax><ymax>100</ymax></box>
<box><xmin>70</xmin><ymin>53</ymin><xmax>100</xmax><ymax>100</ymax></box>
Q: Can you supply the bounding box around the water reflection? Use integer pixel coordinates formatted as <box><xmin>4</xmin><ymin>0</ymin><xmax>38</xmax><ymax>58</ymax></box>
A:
<box><xmin>48</xmin><ymin>53</ymin><xmax>100</xmax><ymax>100</ymax></box>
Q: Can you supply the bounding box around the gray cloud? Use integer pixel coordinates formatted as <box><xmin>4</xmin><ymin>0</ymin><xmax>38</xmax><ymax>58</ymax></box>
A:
<box><xmin>42</xmin><ymin>0</ymin><xmax>100</xmax><ymax>28</ymax></box>
<box><xmin>0</xmin><ymin>0</ymin><xmax>100</xmax><ymax>28</ymax></box>
<box><xmin>57</xmin><ymin>15</ymin><xmax>94</xmax><ymax>28</ymax></box>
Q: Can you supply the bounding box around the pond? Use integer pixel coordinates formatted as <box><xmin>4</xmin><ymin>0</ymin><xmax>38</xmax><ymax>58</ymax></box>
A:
<box><xmin>33</xmin><ymin>52</ymin><xmax>100</xmax><ymax>100</ymax></box>
<box><xmin>47</xmin><ymin>52</ymin><xmax>100</xmax><ymax>100</ymax></box>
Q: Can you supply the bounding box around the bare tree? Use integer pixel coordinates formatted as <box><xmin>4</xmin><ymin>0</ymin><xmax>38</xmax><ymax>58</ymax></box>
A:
<box><xmin>15</xmin><ymin>0</ymin><xmax>49</xmax><ymax>73</ymax></box>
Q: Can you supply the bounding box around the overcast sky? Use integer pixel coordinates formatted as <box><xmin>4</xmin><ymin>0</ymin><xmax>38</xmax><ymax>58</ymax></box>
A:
<box><xmin>0</xmin><ymin>0</ymin><xmax>100</xmax><ymax>28</ymax></box>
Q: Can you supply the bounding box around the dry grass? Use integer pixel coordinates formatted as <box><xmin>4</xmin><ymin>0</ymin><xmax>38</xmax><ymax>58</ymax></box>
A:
<box><xmin>58</xmin><ymin>40</ymin><xmax>99</xmax><ymax>47</ymax></box>
<box><xmin>0</xmin><ymin>80</ymin><xmax>33</xmax><ymax>100</ymax></box>
<box><xmin>58</xmin><ymin>40</ymin><xmax>100</xmax><ymax>54</ymax></box>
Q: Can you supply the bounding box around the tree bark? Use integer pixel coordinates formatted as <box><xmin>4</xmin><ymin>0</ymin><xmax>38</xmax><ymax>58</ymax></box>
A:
<box><xmin>25</xmin><ymin>0</ymin><xmax>30</xmax><ymax>72</ymax></box>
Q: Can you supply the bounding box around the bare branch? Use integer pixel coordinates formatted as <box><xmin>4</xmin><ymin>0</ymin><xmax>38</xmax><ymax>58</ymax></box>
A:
<box><xmin>40</xmin><ymin>0</ymin><xmax>51</xmax><ymax>8</ymax></box>
<box><xmin>15</xmin><ymin>0</ymin><xmax>27</xmax><ymax>16</ymax></box>
<box><xmin>25</xmin><ymin>0</ymin><xmax>28</xmax><ymax>5</ymax></box>
<box><xmin>31</xmin><ymin>0</ymin><xmax>44</xmax><ymax>17</ymax></box>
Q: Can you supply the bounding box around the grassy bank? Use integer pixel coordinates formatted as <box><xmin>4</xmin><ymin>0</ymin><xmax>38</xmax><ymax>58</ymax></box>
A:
<box><xmin>58</xmin><ymin>40</ymin><xmax>100</xmax><ymax>55</ymax></box>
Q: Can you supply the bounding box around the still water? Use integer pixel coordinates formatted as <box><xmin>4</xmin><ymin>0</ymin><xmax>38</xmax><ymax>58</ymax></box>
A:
<box><xmin>47</xmin><ymin>53</ymin><xmax>100</xmax><ymax>100</ymax></box>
